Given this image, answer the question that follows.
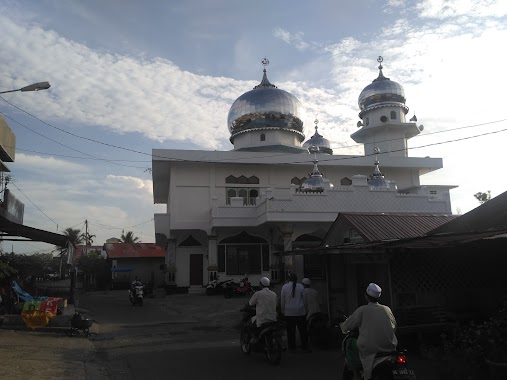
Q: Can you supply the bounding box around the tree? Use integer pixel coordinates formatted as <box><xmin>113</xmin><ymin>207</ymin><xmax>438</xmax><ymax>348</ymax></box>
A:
<box><xmin>121</xmin><ymin>231</ymin><xmax>140</xmax><ymax>243</ymax></box>
<box><xmin>77</xmin><ymin>251</ymin><xmax>109</xmax><ymax>290</ymax></box>
<box><xmin>0</xmin><ymin>260</ymin><xmax>17</xmax><ymax>283</ymax></box>
<box><xmin>474</xmin><ymin>191</ymin><xmax>491</xmax><ymax>204</ymax></box>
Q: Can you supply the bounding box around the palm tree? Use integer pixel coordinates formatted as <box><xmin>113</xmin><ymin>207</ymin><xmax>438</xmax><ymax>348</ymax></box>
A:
<box><xmin>56</xmin><ymin>228</ymin><xmax>85</xmax><ymax>279</ymax></box>
<box><xmin>121</xmin><ymin>231</ymin><xmax>140</xmax><ymax>243</ymax></box>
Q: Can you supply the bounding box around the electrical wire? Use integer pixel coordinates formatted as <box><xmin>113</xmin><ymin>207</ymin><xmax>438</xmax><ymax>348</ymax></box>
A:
<box><xmin>9</xmin><ymin>182</ymin><xmax>59</xmax><ymax>227</ymax></box>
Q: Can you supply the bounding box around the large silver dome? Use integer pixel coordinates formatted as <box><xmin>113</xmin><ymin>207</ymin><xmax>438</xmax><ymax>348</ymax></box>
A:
<box><xmin>358</xmin><ymin>57</ymin><xmax>406</xmax><ymax>112</ymax></box>
<box><xmin>227</xmin><ymin>69</ymin><xmax>304</xmax><ymax>140</ymax></box>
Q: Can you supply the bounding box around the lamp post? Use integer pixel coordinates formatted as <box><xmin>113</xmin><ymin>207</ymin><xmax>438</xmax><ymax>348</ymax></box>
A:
<box><xmin>0</xmin><ymin>81</ymin><xmax>51</xmax><ymax>94</ymax></box>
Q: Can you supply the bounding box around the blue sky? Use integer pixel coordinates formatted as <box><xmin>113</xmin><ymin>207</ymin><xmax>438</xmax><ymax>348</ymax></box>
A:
<box><xmin>0</xmin><ymin>0</ymin><xmax>506</xmax><ymax>254</ymax></box>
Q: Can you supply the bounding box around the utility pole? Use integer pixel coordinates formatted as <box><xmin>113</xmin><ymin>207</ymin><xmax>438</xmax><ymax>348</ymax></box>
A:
<box><xmin>85</xmin><ymin>219</ymin><xmax>89</xmax><ymax>245</ymax></box>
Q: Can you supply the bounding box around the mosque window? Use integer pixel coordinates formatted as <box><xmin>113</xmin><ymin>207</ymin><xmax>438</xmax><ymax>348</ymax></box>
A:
<box><xmin>340</xmin><ymin>177</ymin><xmax>352</xmax><ymax>186</ymax></box>
<box><xmin>365</xmin><ymin>117</ymin><xmax>369</xmax><ymax>126</ymax></box>
<box><xmin>380</xmin><ymin>115</ymin><xmax>388</xmax><ymax>123</ymax></box>
<box><xmin>226</xmin><ymin>187</ymin><xmax>258</xmax><ymax>205</ymax></box>
<box><xmin>218</xmin><ymin>232</ymin><xmax>268</xmax><ymax>275</ymax></box>
<box><xmin>260</xmin><ymin>133</ymin><xmax>266</xmax><ymax>141</ymax></box>
<box><xmin>291</xmin><ymin>177</ymin><xmax>307</xmax><ymax>185</ymax></box>
<box><xmin>390</xmin><ymin>111</ymin><xmax>396</xmax><ymax>120</ymax></box>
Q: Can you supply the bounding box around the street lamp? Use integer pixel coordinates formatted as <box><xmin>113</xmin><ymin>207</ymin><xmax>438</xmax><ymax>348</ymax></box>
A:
<box><xmin>0</xmin><ymin>81</ymin><xmax>51</xmax><ymax>94</ymax></box>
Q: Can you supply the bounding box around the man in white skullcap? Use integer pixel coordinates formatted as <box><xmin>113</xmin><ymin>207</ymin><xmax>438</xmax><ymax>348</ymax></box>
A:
<box><xmin>248</xmin><ymin>277</ymin><xmax>277</xmax><ymax>343</ymax></box>
<box><xmin>340</xmin><ymin>283</ymin><xmax>398</xmax><ymax>380</ymax></box>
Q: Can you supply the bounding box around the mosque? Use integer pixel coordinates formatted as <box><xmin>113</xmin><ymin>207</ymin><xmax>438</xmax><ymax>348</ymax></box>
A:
<box><xmin>151</xmin><ymin>57</ymin><xmax>455</xmax><ymax>292</ymax></box>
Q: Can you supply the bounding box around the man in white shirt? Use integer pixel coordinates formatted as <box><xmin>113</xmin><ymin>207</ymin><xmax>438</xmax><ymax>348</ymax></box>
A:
<box><xmin>340</xmin><ymin>283</ymin><xmax>398</xmax><ymax>380</ymax></box>
<box><xmin>248</xmin><ymin>277</ymin><xmax>277</xmax><ymax>343</ymax></box>
<box><xmin>302</xmin><ymin>278</ymin><xmax>322</xmax><ymax>320</ymax></box>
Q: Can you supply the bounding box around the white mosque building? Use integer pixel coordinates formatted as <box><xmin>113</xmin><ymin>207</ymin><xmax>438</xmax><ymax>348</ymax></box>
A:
<box><xmin>151</xmin><ymin>57</ymin><xmax>455</xmax><ymax>292</ymax></box>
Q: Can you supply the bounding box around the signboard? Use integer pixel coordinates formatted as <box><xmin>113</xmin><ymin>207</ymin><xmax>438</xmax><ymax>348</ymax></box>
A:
<box><xmin>3</xmin><ymin>189</ymin><xmax>24</xmax><ymax>224</ymax></box>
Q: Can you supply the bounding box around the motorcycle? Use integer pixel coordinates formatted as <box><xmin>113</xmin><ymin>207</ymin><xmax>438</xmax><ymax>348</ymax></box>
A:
<box><xmin>307</xmin><ymin>312</ymin><xmax>329</xmax><ymax>349</ymax></box>
<box><xmin>224</xmin><ymin>275</ymin><xmax>254</xmax><ymax>298</ymax></box>
<box><xmin>129</xmin><ymin>283</ymin><xmax>144</xmax><ymax>306</ymax></box>
<box><xmin>206</xmin><ymin>275</ymin><xmax>233</xmax><ymax>296</ymax></box>
<box><xmin>341</xmin><ymin>324</ymin><xmax>416</xmax><ymax>380</ymax></box>
<box><xmin>239</xmin><ymin>304</ymin><xmax>285</xmax><ymax>365</ymax></box>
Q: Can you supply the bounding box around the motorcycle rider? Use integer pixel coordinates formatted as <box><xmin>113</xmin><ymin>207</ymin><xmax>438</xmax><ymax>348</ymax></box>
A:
<box><xmin>130</xmin><ymin>276</ymin><xmax>143</xmax><ymax>297</ymax></box>
<box><xmin>247</xmin><ymin>276</ymin><xmax>277</xmax><ymax>344</ymax></box>
<box><xmin>340</xmin><ymin>283</ymin><xmax>398</xmax><ymax>380</ymax></box>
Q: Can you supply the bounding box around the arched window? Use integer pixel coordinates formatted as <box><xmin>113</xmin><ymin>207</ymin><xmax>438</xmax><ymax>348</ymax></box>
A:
<box><xmin>260</xmin><ymin>133</ymin><xmax>266</xmax><ymax>141</ymax></box>
<box><xmin>226</xmin><ymin>189</ymin><xmax>237</xmax><ymax>204</ymax></box>
<box><xmin>365</xmin><ymin>117</ymin><xmax>369</xmax><ymax>126</ymax></box>
<box><xmin>226</xmin><ymin>175</ymin><xmax>237</xmax><ymax>184</ymax></box>
<box><xmin>390</xmin><ymin>111</ymin><xmax>396</xmax><ymax>120</ymax></box>
<box><xmin>291</xmin><ymin>177</ymin><xmax>301</xmax><ymax>185</ymax></box>
<box><xmin>248</xmin><ymin>189</ymin><xmax>259</xmax><ymax>205</ymax></box>
<box><xmin>218</xmin><ymin>232</ymin><xmax>269</xmax><ymax>274</ymax></box>
<box><xmin>340</xmin><ymin>177</ymin><xmax>352</xmax><ymax>186</ymax></box>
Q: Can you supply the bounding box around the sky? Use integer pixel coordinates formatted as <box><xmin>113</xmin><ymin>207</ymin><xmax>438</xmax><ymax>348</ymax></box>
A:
<box><xmin>0</xmin><ymin>0</ymin><xmax>506</xmax><ymax>255</ymax></box>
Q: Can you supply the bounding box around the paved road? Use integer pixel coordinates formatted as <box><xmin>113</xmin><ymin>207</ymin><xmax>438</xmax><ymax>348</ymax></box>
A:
<box><xmin>2</xmin><ymin>290</ymin><xmax>441</xmax><ymax>379</ymax></box>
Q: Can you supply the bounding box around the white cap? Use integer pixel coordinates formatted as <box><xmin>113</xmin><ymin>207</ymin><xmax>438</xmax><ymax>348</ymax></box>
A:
<box><xmin>366</xmin><ymin>283</ymin><xmax>382</xmax><ymax>298</ymax></box>
<box><xmin>302</xmin><ymin>278</ymin><xmax>311</xmax><ymax>285</ymax></box>
<box><xmin>260</xmin><ymin>277</ymin><xmax>270</xmax><ymax>287</ymax></box>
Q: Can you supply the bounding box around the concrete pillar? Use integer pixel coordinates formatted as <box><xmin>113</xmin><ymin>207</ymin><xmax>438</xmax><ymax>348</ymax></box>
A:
<box><xmin>207</xmin><ymin>235</ymin><xmax>218</xmax><ymax>282</ymax></box>
<box><xmin>166</xmin><ymin>239</ymin><xmax>177</xmax><ymax>284</ymax></box>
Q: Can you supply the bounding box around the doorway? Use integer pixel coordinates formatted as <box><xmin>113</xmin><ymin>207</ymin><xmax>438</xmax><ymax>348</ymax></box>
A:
<box><xmin>189</xmin><ymin>254</ymin><xmax>203</xmax><ymax>286</ymax></box>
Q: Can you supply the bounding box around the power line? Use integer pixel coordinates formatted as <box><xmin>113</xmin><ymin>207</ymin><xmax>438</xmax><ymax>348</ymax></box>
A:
<box><xmin>10</xmin><ymin>182</ymin><xmax>59</xmax><ymax>227</ymax></box>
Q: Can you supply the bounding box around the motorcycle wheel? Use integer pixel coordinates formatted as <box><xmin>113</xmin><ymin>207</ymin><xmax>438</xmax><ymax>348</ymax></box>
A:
<box><xmin>265</xmin><ymin>335</ymin><xmax>282</xmax><ymax>365</ymax></box>
<box><xmin>240</xmin><ymin>329</ymin><xmax>251</xmax><ymax>354</ymax></box>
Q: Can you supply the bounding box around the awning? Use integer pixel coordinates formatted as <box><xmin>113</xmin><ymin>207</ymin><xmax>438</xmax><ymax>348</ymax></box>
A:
<box><xmin>0</xmin><ymin>214</ymin><xmax>69</xmax><ymax>247</ymax></box>
<box><xmin>111</xmin><ymin>267</ymin><xmax>135</xmax><ymax>272</ymax></box>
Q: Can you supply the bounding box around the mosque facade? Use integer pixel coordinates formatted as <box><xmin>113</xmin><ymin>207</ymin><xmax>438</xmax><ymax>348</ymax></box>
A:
<box><xmin>151</xmin><ymin>57</ymin><xmax>455</xmax><ymax>291</ymax></box>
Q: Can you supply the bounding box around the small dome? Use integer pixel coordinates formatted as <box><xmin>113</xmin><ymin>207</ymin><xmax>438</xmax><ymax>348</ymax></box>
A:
<box><xmin>368</xmin><ymin>153</ymin><xmax>389</xmax><ymax>188</ymax></box>
<box><xmin>300</xmin><ymin>146</ymin><xmax>333</xmax><ymax>193</ymax></box>
<box><xmin>358</xmin><ymin>57</ymin><xmax>406</xmax><ymax>112</ymax></box>
<box><xmin>303</xmin><ymin>119</ymin><xmax>333</xmax><ymax>155</ymax></box>
<box><xmin>227</xmin><ymin>64</ymin><xmax>304</xmax><ymax>141</ymax></box>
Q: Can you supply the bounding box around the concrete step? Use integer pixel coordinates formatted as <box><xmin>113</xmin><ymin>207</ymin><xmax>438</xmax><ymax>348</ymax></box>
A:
<box><xmin>187</xmin><ymin>286</ymin><xmax>206</xmax><ymax>295</ymax></box>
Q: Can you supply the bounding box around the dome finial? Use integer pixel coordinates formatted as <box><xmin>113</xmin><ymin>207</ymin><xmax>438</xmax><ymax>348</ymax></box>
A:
<box><xmin>314</xmin><ymin>118</ymin><xmax>319</xmax><ymax>133</ymax></box>
<box><xmin>255</xmin><ymin>57</ymin><xmax>277</xmax><ymax>89</ymax></box>
<box><xmin>374</xmin><ymin>55</ymin><xmax>389</xmax><ymax>82</ymax></box>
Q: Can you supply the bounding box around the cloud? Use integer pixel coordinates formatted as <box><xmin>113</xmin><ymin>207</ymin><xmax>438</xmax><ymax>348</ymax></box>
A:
<box><xmin>273</xmin><ymin>28</ymin><xmax>310</xmax><ymax>51</ymax></box>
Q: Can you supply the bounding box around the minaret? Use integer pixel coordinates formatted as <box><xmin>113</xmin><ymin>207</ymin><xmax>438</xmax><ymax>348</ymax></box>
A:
<box><xmin>351</xmin><ymin>56</ymin><xmax>422</xmax><ymax>157</ymax></box>
<box><xmin>300</xmin><ymin>145</ymin><xmax>334</xmax><ymax>192</ymax></box>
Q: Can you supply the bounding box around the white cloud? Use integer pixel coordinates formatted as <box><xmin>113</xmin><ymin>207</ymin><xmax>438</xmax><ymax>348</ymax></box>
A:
<box><xmin>273</xmin><ymin>28</ymin><xmax>310</xmax><ymax>51</ymax></box>
<box><xmin>416</xmin><ymin>0</ymin><xmax>507</xmax><ymax>19</ymax></box>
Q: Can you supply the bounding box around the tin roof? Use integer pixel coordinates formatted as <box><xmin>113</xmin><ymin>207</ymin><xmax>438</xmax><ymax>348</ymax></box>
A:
<box><xmin>324</xmin><ymin>212</ymin><xmax>457</xmax><ymax>244</ymax></box>
<box><xmin>104</xmin><ymin>243</ymin><xmax>165</xmax><ymax>258</ymax></box>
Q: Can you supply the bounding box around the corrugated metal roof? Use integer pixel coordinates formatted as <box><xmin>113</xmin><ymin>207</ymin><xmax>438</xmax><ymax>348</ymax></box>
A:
<box><xmin>429</xmin><ymin>190</ymin><xmax>507</xmax><ymax>235</ymax></box>
<box><xmin>342</xmin><ymin>213</ymin><xmax>457</xmax><ymax>242</ymax></box>
<box><xmin>104</xmin><ymin>243</ymin><xmax>165</xmax><ymax>258</ymax></box>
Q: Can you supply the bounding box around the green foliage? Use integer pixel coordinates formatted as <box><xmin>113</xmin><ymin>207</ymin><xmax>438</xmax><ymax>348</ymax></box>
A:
<box><xmin>474</xmin><ymin>191</ymin><xmax>491</xmax><ymax>204</ymax></box>
<box><xmin>438</xmin><ymin>305</ymin><xmax>507</xmax><ymax>379</ymax></box>
<box><xmin>121</xmin><ymin>231</ymin><xmax>140</xmax><ymax>243</ymax></box>
<box><xmin>8</xmin><ymin>253</ymin><xmax>55</xmax><ymax>279</ymax></box>
<box><xmin>0</xmin><ymin>260</ymin><xmax>17</xmax><ymax>282</ymax></box>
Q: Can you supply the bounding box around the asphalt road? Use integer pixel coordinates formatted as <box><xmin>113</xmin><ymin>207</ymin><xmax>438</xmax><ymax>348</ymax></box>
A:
<box><xmin>1</xmin><ymin>290</ymin><xmax>441</xmax><ymax>379</ymax></box>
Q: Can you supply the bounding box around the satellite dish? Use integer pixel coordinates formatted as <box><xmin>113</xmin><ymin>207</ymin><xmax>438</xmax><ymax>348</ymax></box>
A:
<box><xmin>419</xmin><ymin>125</ymin><xmax>424</xmax><ymax>131</ymax></box>
<box><xmin>357</xmin><ymin>121</ymin><xmax>363</xmax><ymax>128</ymax></box>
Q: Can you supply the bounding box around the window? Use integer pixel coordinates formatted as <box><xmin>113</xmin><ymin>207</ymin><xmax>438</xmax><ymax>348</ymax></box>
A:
<box><xmin>380</xmin><ymin>115</ymin><xmax>388</xmax><ymax>123</ymax></box>
<box><xmin>365</xmin><ymin>117</ymin><xmax>369</xmax><ymax>126</ymax></box>
<box><xmin>304</xmin><ymin>254</ymin><xmax>325</xmax><ymax>278</ymax></box>
<box><xmin>226</xmin><ymin>187</ymin><xmax>259</xmax><ymax>205</ymax></box>
<box><xmin>390</xmin><ymin>111</ymin><xmax>396</xmax><ymax>120</ymax></box>
<box><xmin>218</xmin><ymin>232</ymin><xmax>268</xmax><ymax>274</ymax></box>
<box><xmin>260</xmin><ymin>133</ymin><xmax>266</xmax><ymax>141</ymax></box>
<box><xmin>430</xmin><ymin>190</ymin><xmax>437</xmax><ymax>195</ymax></box>
<box><xmin>225</xmin><ymin>175</ymin><xmax>259</xmax><ymax>184</ymax></box>
<box><xmin>340</xmin><ymin>177</ymin><xmax>352</xmax><ymax>186</ymax></box>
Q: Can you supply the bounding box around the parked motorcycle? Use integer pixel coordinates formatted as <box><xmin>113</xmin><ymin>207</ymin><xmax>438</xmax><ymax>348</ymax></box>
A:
<box><xmin>206</xmin><ymin>275</ymin><xmax>233</xmax><ymax>296</ymax></box>
<box><xmin>307</xmin><ymin>312</ymin><xmax>329</xmax><ymax>349</ymax></box>
<box><xmin>129</xmin><ymin>283</ymin><xmax>144</xmax><ymax>306</ymax></box>
<box><xmin>340</xmin><ymin>319</ymin><xmax>416</xmax><ymax>380</ymax></box>
<box><xmin>224</xmin><ymin>275</ymin><xmax>254</xmax><ymax>298</ymax></box>
<box><xmin>239</xmin><ymin>304</ymin><xmax>285</xmax><ymax>365</ymax></box>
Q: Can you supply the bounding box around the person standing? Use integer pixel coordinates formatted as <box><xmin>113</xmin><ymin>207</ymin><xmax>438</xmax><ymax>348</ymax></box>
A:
<box><xmin>280</xmin><ymin>273</ymin><xmax>310</xmax><ymax>352</ymax></box>
<box><xmin>302</xmin><ymin>278</ymin><xmax>322</xmax><ymax>320</ymax></box>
